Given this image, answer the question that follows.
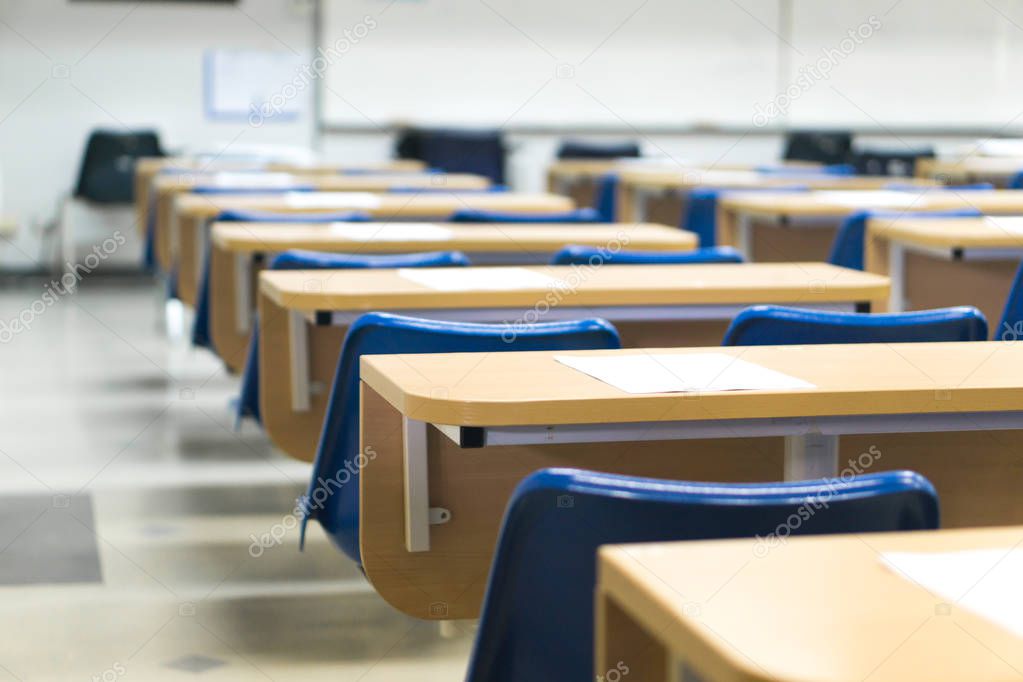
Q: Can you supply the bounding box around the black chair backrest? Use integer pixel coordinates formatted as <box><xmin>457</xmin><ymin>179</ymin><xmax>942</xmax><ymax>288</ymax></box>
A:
<box><xmin>74</xmin><ymin>129</ymin><xmax>164</xmax><ymax>204</ymax></box>
<box><xmin>556</xmin><ymin>140</ymin><xmax>641</xmax><ymax>159</ymax></box>
<box><xmin>782</xmin><ymin>130</ymin><xmax>853</xmax><ymax>165</ymax></box>
<box><xmin>394</xmin><ymin>127</ymin><xmax>506</xmax><ymax>184</ymax></box>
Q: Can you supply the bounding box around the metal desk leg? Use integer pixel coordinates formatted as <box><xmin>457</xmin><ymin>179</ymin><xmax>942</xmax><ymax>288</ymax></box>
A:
<box><xmin>736</xmin><ymin>214</ymin><xmax>753</xmax><ymax>261</ymax></box>
<box><xmin>403</xmin><ymin>418</ymin><xmax>431</xmax><ymax>552</ymax></box>
<box><xmin>784</xmin><ymin>432</ymin><xmax>839</xmax><ymax>481</ymax></box>
<box><xmin>234</xmin><ymin>254</ymin><xmax>251</xmax><ymax>334</ymax></box>
<box><xmin>288</xmin><ymin>310</ymin><xmax>310</xmax><ymax>413</ymax></box>
<box><xmin>633</xmin><ymin>188</ymin><xmax>649</xmax><ymax>223</ymax></box>
<box><xmin>889</xmin><ymin>243</ymin><xmax>906</xmax><ymax>312</ymax></box>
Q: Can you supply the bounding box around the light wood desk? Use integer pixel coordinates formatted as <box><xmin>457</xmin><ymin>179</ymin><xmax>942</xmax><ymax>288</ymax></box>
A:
<box><xmin>547</xmin><ymin>159</ymin><xmax>623</xmax><ymax>208</ymax></box>
<box><xmin>157</xmin><ymin>174</ymin><xmax>490</xmax><ymax>300</ymax></box>
<box><xmin>618</xmin><ymin>168</ymin><xmax>937</xmax><ymax>226</ymax></box>
<box><xmin>167</xmin><ymin>191</ymin><xmax>574</xmax><ymax>299</ymax></box>
<box><xmin>917</xmin><ymin>156</ymin><xmax>1023</xmax><ymax>187</ymax></box>
<box><xmin>357</xmin><ymin>340</ymin><xmax>1023</xmax><ymax>619</ymax></box>
<box><xmin>134</xmin><ymin>157</ymin><xmax>426</xmax><ymax>236</ymax></box>
<box><xmin>865</xmin><ymin>215</ymin><xmax>1023</xmax><ymax>327</ymax></box>
<box><xmin>717</xmin><ymin>189</ymin><xmax>1023</xmax><ymax>263</ymax></box>
<box><xmin>208</xmin><ymin>222</ymin><xmax>696</xmax><ymax>372</ymax></box>
<box><xmin>598</xmin><ymin>525</ymin><xmax>1023</xmax><ymax>681</ymax></box>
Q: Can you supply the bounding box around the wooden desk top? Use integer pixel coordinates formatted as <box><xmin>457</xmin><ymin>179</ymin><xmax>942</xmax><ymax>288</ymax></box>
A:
<box><xmin>176</xmin><ymin>192</ymin><xmax>575</xmax><ymax>220</ymax></box>
<box><xmin>547</xmin><ymin>160</ymin><xmax>627</xmax><ymax>180</ymax></box>
<box><xmin>619</xmin><ymin>167</ymin><xmax>936</xmax><ymax>191</ymax></box>
<box><xmin>359</xmin><ymin>340</ymin><xmax>1019</xmax><ymax>426</ymax></box>
<box><xmin>600</xmin><ymin>525</ymin><xmax>1023</xmax><ymax>682</ymax></box>
<box><xmin>263</xmin><ymin>261</ymin><xmax>884</xmax><ymax>313</ymax></box>
<box><xmin>720</xmin><ymin>189</ymin><xmax>1023</xmax><ymax>218</ymax></box>
<box><xmin>136</xmin><ymin>156</ymin><xmax>424</xmax><ymax>176</ymax></box>
<box><xmin>867</xmin><ymin>215</ymin><xmax>1023</xmax><ymax>249</ymax></box>
<box><xmin>154</xmin><ymin>172</ymin><xmax>490</xmax><ymax>194</ymax></box>
<box><xmin>213</xmin><ymin>222</ymin><xmax>696</xmax><ymax>253</ymax></box>
<box><xmin>917</xmin><ymin>155</ymin><xmax>1023</xmax><ymax>176</ymax></box>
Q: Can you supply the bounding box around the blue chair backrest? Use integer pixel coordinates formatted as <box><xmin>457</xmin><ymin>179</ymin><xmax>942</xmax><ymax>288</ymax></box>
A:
<box><xmin>191</xmin><ymin>185</ymin><xmax>315</xmax><ymax>195</ymax></box>
<box><xmin>683</xmin><ymin>186</ymin><xmax>809</xmax><ymax>248</ymax></box>
<box><xmin>549</xmin><ymin>245</ymin><xmax>743</xmax><ymax>266</ymax></box>
<box><xmin>449</xmin><ymin>207</ymin><xmax>604</xmax><ymax>223</ymax></box>
<box><xmin>755</xmin><ymin>163</ymin><xmax>856</xmax><ymax>176</ymax></box>
<box><xmin>883</xmin><ymin>182</ymin><xmax>994</xmax><ymax>191</ymax></box>
<box><xmin>214</xmin><ymin>209</ymin><xmax>371</xmax><ymax>223</ymax></box>
<box><xmin>997</xmin><ymin>261</ymin><xmax>1023</xmax><ymax>341</ymax></box>
<box><xmin>302</xmin><ymin>314</ymin><xmax>622</xmax><ymax>563</ymax></box>
<box><xmin>386</xmin><ymin>186</ymin><xmax>508</xmax><ymax>193</ymax></box>
<box><xmin>828</xmin><ymin>208</ymin><xmax>982</xmax><ymax>271</ymax></box>
<box><xmin>1009</xmin><ymin>171</ymin><xmax>1023</xmax><ymax>190</ymax></box>
<box><xmin>234</xmin><ymin>251</ymin><xmax>471</xmax><ymax>425</ymax></box>
<box><xmin>466</xmin><ymin>467</ymin><xmax>939</xmax><ymax>682</ymax></box>
<box><xmin>593</xmin><ymin>173</ymin><xmax>618</xmax><ymax>222</ymax></box>
<box><xmin>556</xmin><ymin>140</ymin><xmax>640</xmax><ymax>159</ymax></box>
<box><xmin>722</xmin><ymin>305</ymin><xmax>988</xmax><ymax>346</ymax></box>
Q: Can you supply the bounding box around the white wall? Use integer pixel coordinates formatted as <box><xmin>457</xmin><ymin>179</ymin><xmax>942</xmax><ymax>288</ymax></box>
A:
<box><xmin>0</xmin><ymin>0</ymin><xmax>316</xmax><ymax>270</ymax></box>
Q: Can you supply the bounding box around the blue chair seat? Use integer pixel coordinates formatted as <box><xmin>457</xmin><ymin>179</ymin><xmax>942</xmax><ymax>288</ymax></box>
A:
<box><xmin>234</xmin><ymin>251</ymin><xmax>471</xmax><ymax>425</ymax></box>
<box><xmin>466</xmin><ymin>467</ymin><xmax>939</xmax><ymax>682</ymax></box>
<box><xmin>302</xmin><ymin>314</ymin><xmax>622</xmax><ymax>564</ymax></box>
<box><xmin>722</xmin><ymin>305</ymin><xmax>988</xmax><ymax>346</ymax></box>
<box><xmin>550</xmin><ymin>245</ymin><xmax>743</xmax><ymax>266</ymax></box>
<box><xmin>448</xmin><ymin>207</ymin><xmax>604</xmax><ymax>223</ymax></box>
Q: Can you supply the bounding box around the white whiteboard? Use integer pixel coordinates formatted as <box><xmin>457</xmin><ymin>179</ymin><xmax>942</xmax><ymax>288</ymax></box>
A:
<box><xmin>321</xmin><ymin>0</ymin><xmax>780</xmax><ymax>128</ymax></box>
<box><xmin>322</xmin><ymin>0</ymin><xmax>1023</xmax><ymax>131</ymax></box>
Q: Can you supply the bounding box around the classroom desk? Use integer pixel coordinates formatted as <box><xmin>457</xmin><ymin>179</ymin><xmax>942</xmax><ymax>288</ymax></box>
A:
<box><xmin>258</xmin><ymin>263</ymin><xmax>885</xmax><ymax>464</ymax></box>
<box><xmin>357</xmin><ymin>340</ymin><xmax>1023</xmax><ymax>619</ymax></box>
<box><xmin>156</xmin><ymin>173</ymin><xmax>490</xmax><ymax>297</ymax></box>
<box><xmin>618</xmin><ymin>168</ymin><xmax>937</xmax><ymax>225</ymax></box>
<box><xmin>166</xmin><ymin>191</ymin><xmax>575</xmax><ymax>295</ymax></box>
<box><xmin>717</xmin><ymin>189</ymin><xmax>1023</xmax><ymax>263</ymax></box>
<box><xmin>208</xmin><ymin>222</ymin><xmax>696</xmax><ymax>372</ymax></box>
<box><xmin>546</xmin><ymin>159</ymin><xmax>624</xmax><ymax>209</ymax></box>
<box><xmin>916</xmin><ymin>156</ymin><xmax>1023</xmax><ymax>187</ymax></box>
<box><xmin>134</xmin><ymin>157</ymin><xmax>426</xmax><ymax>237</ymax></box>
<box><xmin>865</xmin><ymin>215</ymin><xmax>1023</xmax><ymax>327</ymax></box>
<box><xmin>597</xmin><ymin>525</ymin><xmax>1023</xmax><ymax>681</ymax></box>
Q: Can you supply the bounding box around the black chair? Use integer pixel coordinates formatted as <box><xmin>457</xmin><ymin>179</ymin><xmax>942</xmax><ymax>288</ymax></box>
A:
<box><xmin>782</xmin><ymin>130</ymin><xmax>853</xmax><ymax>165</ymax></box>
<box><xmin>394</xmin><ymin>127</ymin><xmax>506</xmax><ymax>184</ymax></box>
<box><xmin>556</xmin><ymin>140</ymin><xmax>640</xmax><ymax>159</ymax></box>
<box><xmin>74</xmin><ymin>129</ymin><xmax>164</xmax><ymax>204</ymax></box>
<box><xmin>849</xmin><ymin>146</ymin><xmax>936</xmax><ymax>177</ymax></box>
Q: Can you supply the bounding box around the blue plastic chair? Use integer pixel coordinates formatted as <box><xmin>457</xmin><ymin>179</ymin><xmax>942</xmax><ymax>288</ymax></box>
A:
<box><xmin>301</xmin><ymin>314</ymin><xmax>622</xmax><ymax>563</ymax></box>
<box><xmin>829</xmin><ymin>208</ymin><xmax>982</xmax><ymax>271</ymax></box>
<box><xmin>191</xmin><ymin>185</ymin><xmax>315</xmax><ymax>195</ymax></box>
<box><xmin>883</xmin><ymin>182</ymin><xmax>994</xmax><ymax>192</ymax></box>
<box><xmin>755</xmin><ymin>163</ymin><xmax>856</xmax><ymax>176</ymax></box>
<box><xmin>722</xmin><ymin>305</ymin><xmax>988</xmax><ymax>346</ymax></box>
<box><xmin>235</xmin><ymin>251</ymin><xmax>471</xmax><ymax>426</ymax></box>
<box><xmin>593</xmin><ymin>173</ymin><xmax>618</xmax><ymax>222</ymax></box>
<box><xmin>549</xmin><ymin>245</ymin><xmax>743</xmax><ymax>266</ymax></box>
<box><xmin>191</xmin><ymin>210</ymin><xmax>371</xmax><ymax>350</ymax></box>
<box><xmin>996</xmin><ymin>261</ymin><xmax>1023</xmax><ymax>341</ymax></box>
<box><xmin>683</xmin><ymin>186</ymin><xmax>809</xmax><ymax>248</ymax></box>
<box><xmin>386</xmin><ymin>185</ymin><xmax>508</xmax><ymax>193</ymax></box>
<box><xmin>448</xmin><ymin>207</ymin><xmax>604</xmax><ymax>223</ymax></box>
<box><xmin>466</xmin><ymin>467</ymin><xmax>939</xmax><ymax>682</ymax></box>
<box><xmin>1009</xmin><ymin>171</ymin><xmax>1023</xmax><ymax>189</ymax></box>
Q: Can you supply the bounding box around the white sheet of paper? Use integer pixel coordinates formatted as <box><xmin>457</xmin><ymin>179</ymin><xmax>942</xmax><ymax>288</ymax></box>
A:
<box><xmin>554</xmin><ymin>353</ymin><xmax>815</xmax><ymax>394</ymax></box>
<box><xmin>882</xmin><ymin>549</ymin><xmax>1023</xmax><ymax>639</ymax></box>
<box><xmin>327</xmin><ymin>223</ymin><xmax>453</xmax><ymax>241</ymax></box>
<box><xmin>398</xmin><ymin>267</ymin><xmax>561</xmax><ymax>292</ymax></box>
<box><xmin>205</xmin><ymin>172</ymin><xmax>296</xmax><ymax>188</ymax></box>
<box><xmin>814</xmin><ymin>191</ymin><xmax>922</xmax><ymax>208</ymax></box>
<box><xmin>283</xmin><ymin>192</ymin><xmax>382</xmax><ymax>209</ymax></box>
<box><xmin>983</xmin><ymin>216</ymin><xmax>1023</xmax><ymax>235</ymax></box>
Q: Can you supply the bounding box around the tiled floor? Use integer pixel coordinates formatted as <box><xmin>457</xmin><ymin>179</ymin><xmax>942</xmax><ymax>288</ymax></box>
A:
<box><xmin>0</xmin><ymin>277</ymin><xmax>473</xmax><ymax>681</ymax></box>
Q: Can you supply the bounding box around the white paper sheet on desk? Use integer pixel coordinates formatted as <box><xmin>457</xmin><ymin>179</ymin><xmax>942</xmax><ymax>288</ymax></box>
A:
<box><xmin>882</xmin><ymin>548</ymin><xmax>1023</xmax><ymax>639</ymax></box>
<box><xmin>398</xmin><ymin>267</ymin><xmax>560</xmax><ymax>292</ymax></box>
<box><xmin>983</xmin><ymin>216</ymin><xmax>1023</xmax><ymax>235</ymax></box>
<box><xmin>813</xmin><ymin>191</ymin><xmax>924</xmax><ymax>208</ymax></box>
<box><xmin>328</xmin><ymin>223</ymin><xmax>453</xmax><ymax>241</ymax></box>
<box><xmin>205</xmin><ymin>172</ymin><xmax>296</xmax><ymax>188</ymax></box>
<box><xmin>283</xmin><ymin>192</ymin><xmax>382</xmax><ymax>209</ymax></box>
<box><xmin>554</xmin><ymin>353</ymin><xmax>815</xmax><ymax>394</ymax></box>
